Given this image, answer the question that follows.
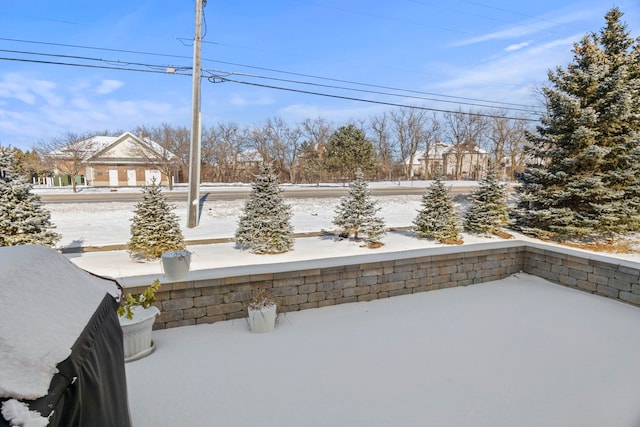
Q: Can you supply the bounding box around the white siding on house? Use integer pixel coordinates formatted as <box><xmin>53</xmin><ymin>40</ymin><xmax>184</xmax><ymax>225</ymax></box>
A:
<box><xmin>145</xmin><ymin>169</ymin><xmax>161</xmax><ymax>185</ymax></box>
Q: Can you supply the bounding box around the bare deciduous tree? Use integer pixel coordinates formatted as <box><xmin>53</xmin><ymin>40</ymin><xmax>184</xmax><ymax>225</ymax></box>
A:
<box><xmin>368</xmin><ymin>113</ymin><xmax>395</xmax><ymax>181</ymax></box>
<box><xmin>250</xmin><ymin>117</ymin><xmax>302</xmax><ymax>183</ymax></box>
<box><xmin>390</xmin><ymin>108</ymin><xmax>429</xmax><ymax>179</ymax></box>
<box><xmin>203</xmin><ymin>122</ymin><xmax>249</xmax><ymax>182</ymax></box>
<box><xmin>486</xmin><ymin>112</ymin><xmax>528</xmax><ymax>180</ymax></box>
<box><xmin>441</xmin><ymin>110</ymin><xmax>487</xmax><ymax>180</ymax></box>
<box><xmin>135</xmin><ymin>123</ymin><xmax>187</xmax><ymax>190</ymax></box>
<box><xmin>37</xmin><ymin>132</ymin><xmax>97</xmax><ymax>193</ymax></box>
<box><xmin>299</xmin><ymin>117</ymin><xmax>333</xmax><ymax>184</ymax></box>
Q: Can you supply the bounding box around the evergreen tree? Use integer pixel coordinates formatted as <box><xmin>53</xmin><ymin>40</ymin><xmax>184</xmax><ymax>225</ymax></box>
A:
<box><xmin>511</xmin><ymin>7</ymin><xmax>640</xmax><ymax>240</ymax></box>
<box><xmin>323</xmin><ymin>124</ymin><xmax>377</xmax><ymax>181</ymax></box>
<box><xmin>464</xmin><ymin>168</ymin><xmax>509</xmax><ymax>235</ymax></box>
<box><xmin>0</xmin><ymin>148</ymin><xmax>60</xmax><ymax>247</ymax></box>
<box><xmin>413</xmin><ymin>173</ymin><xmax>462</xmax><ymax>243</ymax></box>
<box><xmin>333</xmin><ymin>170</ymin><xmax>386</xmax><ymax>243</ymax></box>
<box><xmin>128</xmin><ymin>182</ymin><xmax>185</xmax><ymax>260</ymax></box>
<box><xmin>235</xmin><ymin>163</ymin><xmax>294</xmax><ymax>254</ymax></box>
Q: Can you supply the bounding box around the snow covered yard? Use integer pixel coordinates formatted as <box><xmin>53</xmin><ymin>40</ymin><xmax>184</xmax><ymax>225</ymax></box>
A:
<box><xmin>125</xmin><ymin>274</ymin><xmax>640</xmax><ymax>427</ymax></box>
<box><xmin>40</xmin><ymin>186</ymin><xmax>640</xmax><ymax>426</ymax></box>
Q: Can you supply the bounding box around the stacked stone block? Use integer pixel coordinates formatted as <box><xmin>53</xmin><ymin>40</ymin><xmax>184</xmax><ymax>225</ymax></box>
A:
<box><xmin>121</xmin><ymin>243</ymin><xmax>640</xmax><ymax>331</ymax></box>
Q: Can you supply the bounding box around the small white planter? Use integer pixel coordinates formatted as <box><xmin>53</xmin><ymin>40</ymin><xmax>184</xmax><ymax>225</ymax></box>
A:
<box><xmin>119</xmin><ymin>306</ymin><xmax>160</xmax><ymax>362</ymax></box>
<box><xmin>161</xmin><ymin>250</ymin><xmax>191</xmax><ymax>281</ymax></box>
<box><xmin>248</xmin><ymin>304</ymin><xmax>277</xmax><ymax>333</ymax></box>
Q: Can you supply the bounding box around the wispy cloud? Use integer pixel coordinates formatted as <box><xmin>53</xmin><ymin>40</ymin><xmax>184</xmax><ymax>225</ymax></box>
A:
<box><xmin>94</xmin><ymin>79</ymin><xmax>124</xmax><ymax>95</ymax></box>
<box><xmin>279</xmin><ymin>103</ymin><xmax>387</xmax><ymax>124</ymax></box>
<box><xmin>0</xmin><ymin>72</ymin><xmax>189</xmax><ymax>146</ymax></box>
<box><xmin>432</xmin><ymin>34</ymin><xmax>580</xmax><ymax>108</ymax></box>
<box><xmin>453</xmin><ymin>8</ymin><xmax>596</xmax><ymax>47</ymax></box>
<box><xmin>505</xmin><ymin>41</ymin><xmax>533</xmax><ymax>52</ymax></box>
<box><xmin>229</xmin><ymin>93</ymin><xmax>275</xmax><ymax>107</ymax></box>
<box><xmin>0</xmin><ymin>73</ymin><xmax>61</xmax><ymax>106</ymax></box>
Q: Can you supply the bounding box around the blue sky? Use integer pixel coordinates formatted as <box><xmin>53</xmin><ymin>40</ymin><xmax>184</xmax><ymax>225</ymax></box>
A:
<box><xmin>0</xmin><ymin>0</ymin><xmax>638</xmax><ymax>150</ymax></box>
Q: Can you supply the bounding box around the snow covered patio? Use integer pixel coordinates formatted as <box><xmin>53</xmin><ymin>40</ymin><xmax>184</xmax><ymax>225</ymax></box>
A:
<box><xmin>125</xmin><ymin>274</ymin><xmax>640</xmax><ymax>427</ymax></box>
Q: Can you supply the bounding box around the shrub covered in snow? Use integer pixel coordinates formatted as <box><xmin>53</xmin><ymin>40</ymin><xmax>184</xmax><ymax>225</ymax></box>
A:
<box><xmin>413</xmin><ymin>173</ymin><xmax>462</xmax><ymax>243</ymax></box>
<box><xmin>235</xmin><ymin>163</ymin><xmax>294</xmax><ymax>254</ymax></box>
<box><xmin>333</xmin><ymin>170</ymin><xmax>386</xmax><ymax>243</ymax></box>
<box><xmin>128</xmin><ymin>182</ymin><xmax>185</xmax><ymax>260</ymax></box>
<box><xmin>464</xmin><ymin>168</ymin><xmax>509</xmax><ymax>236</ymax></box>
<box><xmin>0</xmin><ymin>148</ymin><xmax>60</xmax><ymax>247</ymax></box>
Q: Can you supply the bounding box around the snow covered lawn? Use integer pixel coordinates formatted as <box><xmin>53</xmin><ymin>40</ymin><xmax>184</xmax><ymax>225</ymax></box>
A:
<box><xmin>125</xmin><ymin>274</ymin><xmax>640</xmax><ymax>427</ymax></box>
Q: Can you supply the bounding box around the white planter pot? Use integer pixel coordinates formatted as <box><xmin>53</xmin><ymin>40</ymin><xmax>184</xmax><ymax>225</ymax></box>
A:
<box><xmin>161</xmin><ymin>250</ymin><xmax>191</xmax><ymax>281</ymax></box>
<box><xmin>248</xmin><ymin>304</ymin><xmax>277</xmax><ymax>333</ymax></box>
<box><xmin>119</xmin><ymin>306</ymin><xmax>160</xmax><ymax>362</ymax></box>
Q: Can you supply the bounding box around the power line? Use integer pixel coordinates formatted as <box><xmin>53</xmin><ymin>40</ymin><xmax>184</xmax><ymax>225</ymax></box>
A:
<box><xmin>199</xmin><ymin>56</ymin><xmax>539</xmax><ymax>109</ymax></box>
<box><xmin>0</xmin><ymin>48</ymin><xmax>189</xmax><ymax>73</ymax></box>
<box><xmin>0</xmin><ymin>45</ymin><xmax>541</xmax><ymax>115</ymax></box>
<box><xmin>205</xmin><ymin>68</ymin><xmax>542</xmax><ymax>114</ymax></box>
<box><xmin>211</xmin><ymin>74</ymin><xmax>539</xmax><ymax>122</ymax></box>
<box><xmin>0</xmin><ymin>56</ymin><xmax>191</xmax><ymax>76</ymax></box>
<box><xmin>0</xmin><ymin>36</ymin><xmax>540</xmax><ymax>109</ymax></box>
<box><xmin>0</xmin><ymin>48</ymin><xmax>541</xmax><ymax>120</ymax></box>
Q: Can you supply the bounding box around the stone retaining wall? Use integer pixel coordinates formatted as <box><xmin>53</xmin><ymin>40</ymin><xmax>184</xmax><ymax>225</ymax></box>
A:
<box><xmin>524</xmin><ymin>246</ymin><xmax>640</xmax><ymax>306</ymax></box>
<box><xmin>121</xmin><ymin>242</ymin><xmax>640</xmax><ymax>330</ymax></box>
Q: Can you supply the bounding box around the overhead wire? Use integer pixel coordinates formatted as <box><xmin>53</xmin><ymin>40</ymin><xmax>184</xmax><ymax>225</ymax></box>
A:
<box><xmin>0</xmin><ymin>51</ymin><xmax>540</xmax><ymax>122</ymax></box>
<box><xmin>0</xmin><ymin>56</ymin><xmax>192</xmax><ymax>76</ymax></box>
<box><xmin>0</xmin><ymin>39</ymin><xmax>544</xmax><ymax>122</ymax></box>
<box><xmin>210</xmin><ymin>74</ymin><xmax>539</xmax><ymax>122</ymax></box>
<box><xmin>0</xmin><ymin>36</ymin><xmax>539</xmax><ymax>109</ymax></box>
<box><xmin>204</xmin><ymin>68</ymin><xmax>541</xmax><ymax>114</ymax></box>
<box><xmin>0</xmin><ymin>44</ymin><xmax>541</xmax><ymax>117</ymax></box>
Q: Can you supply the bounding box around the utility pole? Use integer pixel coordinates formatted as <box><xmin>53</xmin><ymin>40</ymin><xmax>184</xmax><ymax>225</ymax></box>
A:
<box><xmin>187</xmin><ymin>0</ymin><xmax>205</xmax><ymax>228</ymax></box>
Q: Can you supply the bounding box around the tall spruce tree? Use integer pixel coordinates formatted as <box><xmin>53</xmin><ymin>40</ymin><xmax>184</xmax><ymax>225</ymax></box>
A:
<box><xmin>333</xmin><ymin>170</ymin><xmax>386</xmax><ymax>243</ymax></box>
<box><xmin>128</xmin><ymin>182</ymin><xmax>185</xmax><ymax>260</ymax></box>
<box><xmin>413</xmin><ymin>173</ymin><xmax>462</xmax><ymax>243</ymax></box>
<box><xmin>0</xmin><ymin>148</ymin><xmax>60</xmax><ymax>247</ymax></box>
<box><xmin>511</xmin><ymin>7</ymin><xmax>640</xmax><ymax>240</ymax></box>
<box><xmin>235</xmin><ymin>163</ymin><xmax>294</xmax><ymax>254</ymax></box>
<box><xmin>464</xmin><ymin>168</ymin><xmax>509</xmax><ymax>235</ymax></box>
<box><xmin>323</xmin><ymin>125</ymin><xmax>377</xmax><ymax>181</ymax></box>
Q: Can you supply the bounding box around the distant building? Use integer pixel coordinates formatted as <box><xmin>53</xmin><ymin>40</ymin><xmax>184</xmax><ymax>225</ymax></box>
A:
<box><xmin>405</xmin><ymin>142</ymin><xmax>488</xmax><ymax>180</ymax></box>
<box><xmin>49</xmin><ymin>132</ymin><xmax>175</xmax><ymax>187</ymax></box>
<box><xmin>406</xmin><ymin>142</ymin><xmax>449</xmax><ymax>179</ymax></box>
<box><xmin>442</xmin><ymin>144</ymin><xmax>488</xmax><ymax>180</ymax></box>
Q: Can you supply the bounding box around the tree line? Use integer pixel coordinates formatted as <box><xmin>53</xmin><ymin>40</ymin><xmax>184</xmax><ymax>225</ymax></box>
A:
<box><xmin>133</xmin><ymin>109</ymin><xmax>531</xmax><ymax>184</ymax></box>
<box><xmin>2</xmin><ymin>107</ymin><xmax>531</xmax><ymax>185</ymax></box>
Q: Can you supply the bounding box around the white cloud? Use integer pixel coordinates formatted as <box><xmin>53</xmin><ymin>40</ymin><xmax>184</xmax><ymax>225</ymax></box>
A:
<box><xmin>453</xmin><ymin>8</ymin><xmax>597</xmax><ymax>47</ymax></box>
<box><xmin>0</xmin><ymin>73</ymin><xmax>61</xmax><ymax>106</ymax></box>
<box><xmin>229</xmin><ymin>93</ymin><xmax>274</xmax><ymax>107</ymax></box>
<box><xmin>505</xmin><ymin>41</ymin><xmax>533</xmax><ymax>52</ymax></box>
<box><xmin>431</xmin><ymin>34</ymin><xmax>581</xmax><ymax>109</ymax></box>
<box><xmin>279</xmin><ymin>103</ymin><xmax>387</xmax><ymax>123</ymax></box>
<box><xmin>94</xmin><ymin>79</ymin><xmax>125</xmax><ymax>95</ymax></box>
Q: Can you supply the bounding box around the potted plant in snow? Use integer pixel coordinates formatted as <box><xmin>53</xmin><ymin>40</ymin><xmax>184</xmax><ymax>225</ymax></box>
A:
<box><xmin>118</xmin><ymin>280</ymin><xmax>161</xmax><ymax>362</ymax></box>
<box><xmin>247</xmin><ymin>289</ymin><xmax>277</xmax><ymax>333</ymax></box>
<box><xmin>161</xmin><ymin>250</ymin><xmax>191</xmax><ymax>281</ymax></box>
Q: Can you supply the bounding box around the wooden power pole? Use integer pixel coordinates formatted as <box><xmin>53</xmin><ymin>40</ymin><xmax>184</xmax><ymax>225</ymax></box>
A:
<box><xmin>187</xmin><ymin>0</ymin><xmax>205</xmax><ymax>228</ymax></box>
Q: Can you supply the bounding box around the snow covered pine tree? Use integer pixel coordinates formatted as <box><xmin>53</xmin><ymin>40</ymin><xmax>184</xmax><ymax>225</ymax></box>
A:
<box><xmin>128</xmin><ymin>181</ymin><xmax>185</xmax><ymax>260</ymax></box>
<box><xmin>333</xmin><ymin>169</ymin><xmax>386</xmax><ymax>245</ymax></box>
<box><xmin>511</xmin><ymin>7</ymin><xmax>640</xmax><ymax>240</ymax></box>
<box><xmin>235</xmin><ymin>163</ymin><xmax>294</xmax><ymax>254</ymax></box>
<box><xmin>0</xmin><ymin>148</ymin><xmax>60</xmax><ymax>246</ymax></box>
<box><xmin>413</xmin><ymin>172</ymin><xmax>462</xmax><ymax>244</ymax></box>
<box><xmin>464</xmin><ymin>168</ymin><xmax>510</xmax><ymax>237</ymax></box>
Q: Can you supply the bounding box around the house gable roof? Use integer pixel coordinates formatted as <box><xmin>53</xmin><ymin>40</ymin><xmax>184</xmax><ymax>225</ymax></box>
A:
<box><xmin>404</xmin><ymin>142</ymin><xmax>450</xmax><ymax>165</ymax></box>
<box><xmin>91</xmin><ymin>132</ymin><xmax>168</xmax><ymax>162</ymax></box>
<box><xmin>51</xmin><ymin>132</ymin><xmax>175</xmax><ymax>164</ymax></box>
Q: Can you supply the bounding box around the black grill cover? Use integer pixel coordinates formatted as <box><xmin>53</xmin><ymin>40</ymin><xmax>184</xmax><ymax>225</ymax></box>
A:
<box><xmin>1</xmin><ymin>294</ymin><xmax>132</xmax><ymax>427</ymax></box>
